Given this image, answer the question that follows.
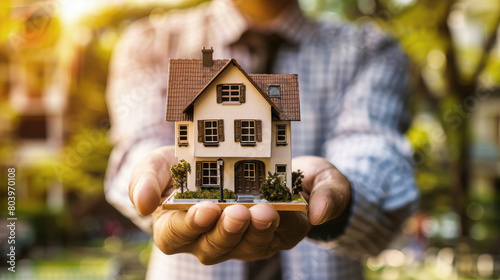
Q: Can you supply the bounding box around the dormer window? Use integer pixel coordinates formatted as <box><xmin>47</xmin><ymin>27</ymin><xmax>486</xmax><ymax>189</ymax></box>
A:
<box><xmin>217</xmin><ymin>84</ymin><xmax>246</xmax><ymax>104</ymax></box>
<box><xmin>268</xmin><ymin>85</ymin><xmax>280</xmax><ymax>98</ymax></box>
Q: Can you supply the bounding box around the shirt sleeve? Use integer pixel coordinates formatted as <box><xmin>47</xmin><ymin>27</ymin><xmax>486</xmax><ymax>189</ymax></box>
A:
<box><xmin>104</xmin><ymin>20</ymin><xmax>175</xmax><ymax>233</ymax></box>
<box><xmin>318</xmin><ymin>27</ymin><xmax>419</xmax><ymax>257</ymax></box>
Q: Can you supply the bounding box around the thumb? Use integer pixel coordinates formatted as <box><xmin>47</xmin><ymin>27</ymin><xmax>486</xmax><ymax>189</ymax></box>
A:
<box><xmin>292</xmin><ymin>156</ymin><xmax>351</xmax><ymax>225</ymax></box>
<box><xmin>308</xmin><ymin>183</ymin><xmax>349</xmax><ymax>225</ymax></box>
<box><xmin>129</xmin><ymin>146</ymin><xmax>177</xmax><ymax>216</ymax></box>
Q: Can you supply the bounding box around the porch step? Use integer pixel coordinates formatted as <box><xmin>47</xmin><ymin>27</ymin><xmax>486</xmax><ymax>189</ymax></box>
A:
<box><xmin>236</xmin><ymin>195</ymin><xmax>255</xmax><ymax>203</ymax></box>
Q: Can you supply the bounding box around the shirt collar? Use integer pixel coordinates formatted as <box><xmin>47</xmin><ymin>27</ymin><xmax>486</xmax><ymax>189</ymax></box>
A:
<box><xmin>209</xmin><ymin>0</ymin><xmax>317</xmax><ymax>46</ymax></box>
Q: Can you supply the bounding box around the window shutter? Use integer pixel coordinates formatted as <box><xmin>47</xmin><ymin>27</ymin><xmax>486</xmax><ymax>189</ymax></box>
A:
<box><xmin>218</xmin><ymin>119</ymin><xmax>224</xmax><ymax>141</ymax></box>
<box><xmin>256</xmin><ymin>120</ymin><xmax>262</xmax><ymax>142</ymax></box>
<box><xmin>216</xmin><ymin>85</ymin><xmax>222</xmax><ymax>103</ymax></box>
<box><xmin>198</xmin><ymin>120</ymin><xmax>204</xmax><ymax>142</ymax></box>
<box><xmin>196</xmin><ymin>161</ymin><xmax>202</xmax><ymax>187</ymax></box>
<box><xmin>234</xmin><ymin>120</ymin><xmax>241</xmax><ymax>142</ymax></box>
<box><xmin>240</xmin><ymin>84</ymin><xmax>246</xmax><ymax>103</ymax></box>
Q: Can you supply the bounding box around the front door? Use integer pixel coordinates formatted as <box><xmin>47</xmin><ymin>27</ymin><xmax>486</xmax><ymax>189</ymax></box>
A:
<box><xmin>234</xmin><ymin>160</ymin><xmax>265</xmax><ymax>195</ymax></box>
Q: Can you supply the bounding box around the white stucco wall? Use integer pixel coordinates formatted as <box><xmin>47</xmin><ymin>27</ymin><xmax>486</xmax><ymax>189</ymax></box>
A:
<box><xmin>174</xmin><ymin>121</ymin><xmax>193</xmax><ymax>159</ymax></box>
<box><xmin>193</xmin><ymin>64</ymin><xmax>272</xmax><ymax>158</ymax></box>
<box><xmin>177</xmin><ymin>120</ymin><xmax>293</xmax><ymax>192</ymax></box>
<box><xmin>181</xmin><ymin>157</ymin><xmax>292</xmax><ymax>192</ymax></box>
<box><xmin>172</xmin><ymin>63</ymin><xmax>296</xmax><ymax>193</ymax></box>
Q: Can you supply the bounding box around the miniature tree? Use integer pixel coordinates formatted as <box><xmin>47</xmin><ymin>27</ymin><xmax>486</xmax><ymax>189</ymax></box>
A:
<box><xmin>260</xmin><ymin>172</ymin><xmax>291</xmax><ymax>202</ymax></box>
<box><xmin>170</xmin><ymin>159</ymin><xmax>191</xmax><ymax>194</ymax></box>
<box><xmin>291</xmin><ymin>170</ymin><xmax>304</xmax><ymax>195</ymax></box>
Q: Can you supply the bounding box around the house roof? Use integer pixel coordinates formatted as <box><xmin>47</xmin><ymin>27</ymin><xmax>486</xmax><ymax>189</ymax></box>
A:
<box><xmin>249</xmin><ymin>74</ymin><xmax>300</xmax><ymax>121</ymax></box>
<box><xmin>166</xmin><ymin>58</ymin><xmax>300</xmax><ymax>121</ymax></box>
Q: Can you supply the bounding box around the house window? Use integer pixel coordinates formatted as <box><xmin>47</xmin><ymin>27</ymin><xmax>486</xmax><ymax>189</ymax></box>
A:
<box><xmin>234</xmin><ymin>119</ymin><xmax>261</xmax><ymax>146</ymax></box>
<box><xmin>276</xmin><ymin>124</ymin><xmax>287</xmax><ymax>145</ymax></box>
<box><xmin>269</xmin><ymin>85</ymin><xmax>280</xmax><ymax>98</ymax></box>
<box><xmin>16</xmin><ymin>115</ymin><xmax>47</xmax><ymax>140</ymax></box>
<box><xmin>276</xmin><ymin>164</ymin><xmax>287</xmax><ymax>184</ymax></box>
<box><xmin>217</xmin><ymin>84</ymin><xmax>246</xmax><ymax>104</ymax></box>
<box><xmin>198</xmin><ymin>119</ymin><xmax>224</xmax><ymax>146</ymax></box>
<box><xmin>202</xmin><ymin>162</ymin><xmax>218</xmax><ymax>186</ymax></box>
<box><xmin>241</xmin><ymin>120</ymin><xmax>255</xmax><ymax>144</ymax></box>
<box><xmin>222</xmin><ymin>85</ymin><xmax>240</xmax><ymax>102</ymax></box>
<box><xmin>244</xmin><ymin>163</ymin><xmax>255</xmax><ymax>181</ymax></box>
<box><xmin>178</xmin><ymin>125</ymin><xmax>188</xmax><ymax>146</ymax></box>
<box><xmin>204</xmin><ymin>120</ymin><xmax>218</xmax><ymax>143</ymax></box>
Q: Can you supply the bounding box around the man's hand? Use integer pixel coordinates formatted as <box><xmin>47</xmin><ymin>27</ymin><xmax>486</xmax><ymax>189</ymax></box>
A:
<box><xmin>292</xmin><ymin>156</ymin><xmax>352</xmax><ymax>227</ymax></box>
<box><xmin>129</xmin><ymin>146</ymin><xmax>351</xmax><ymax>264</ymax></box>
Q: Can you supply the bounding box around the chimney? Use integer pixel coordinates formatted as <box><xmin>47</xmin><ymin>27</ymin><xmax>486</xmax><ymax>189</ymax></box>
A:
<box><xmin>202</xmin><ymin>47</ymin><xmax>213</xmax><ymax>67</ymax></box>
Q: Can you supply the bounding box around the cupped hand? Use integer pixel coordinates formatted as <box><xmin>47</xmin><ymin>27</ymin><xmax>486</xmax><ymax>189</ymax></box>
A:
<box><xmin>129</xmin><ymin>146</ymin><xmax>350</xmax><ymax>264</ymax></box>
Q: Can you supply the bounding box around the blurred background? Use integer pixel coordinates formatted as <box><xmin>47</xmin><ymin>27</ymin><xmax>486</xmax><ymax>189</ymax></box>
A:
<box><xmin>0</xmin><ymin>0</ymin><xmax>499</xmax><ymax>279</ymax></box>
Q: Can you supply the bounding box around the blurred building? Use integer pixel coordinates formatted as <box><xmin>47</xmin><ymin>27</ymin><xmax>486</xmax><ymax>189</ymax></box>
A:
<box><xmin>0</xmin><ymin>0</ymin><xmax>71</xmax><ymax>210</ymax></box>
<box><xmin>471</xmin><ymin>88</ymin><xmax>500</xmax><ymax>193</ymax></box>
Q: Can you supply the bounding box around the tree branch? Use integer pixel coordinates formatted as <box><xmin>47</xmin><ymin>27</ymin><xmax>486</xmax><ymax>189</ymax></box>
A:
<box><xmin>471</xmin><ymin>14</ymin><xmax>500</xmax><ymax>85</ymax></box>
<box><xmin>441</xmin><ymin>0</ymin><xmax>463</xmax><ymax>97</ymax></box>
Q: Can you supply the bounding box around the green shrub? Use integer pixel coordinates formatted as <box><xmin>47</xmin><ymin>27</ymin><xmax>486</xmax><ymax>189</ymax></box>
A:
<box><xmin>259</xmin><ymin>172</ymin><xmax>291</xmax><ymax>202</ymax></box>
<box><xmin>170</xmin><ymin>159</ymin><xmax>191</xmax><ymax>193</ymax></box>
<box><xmin>291</xmin><ymin>169</ymin><xmax>304</xmax><ymax>195</ymax></box>
<box><xmin>174</xmin><ymin>188</ymin><xmax>235</xmax><ymax>199</ymax></box>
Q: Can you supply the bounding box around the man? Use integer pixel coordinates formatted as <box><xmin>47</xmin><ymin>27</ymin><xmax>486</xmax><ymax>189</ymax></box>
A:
<box><xmin>105</xmin><ymin>0</ymin><xmax>418</xmax><ymax>279</ymax></box>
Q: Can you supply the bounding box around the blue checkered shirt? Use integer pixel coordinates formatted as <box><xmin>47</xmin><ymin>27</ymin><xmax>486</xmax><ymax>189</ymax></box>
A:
<box><xmin>105</xmin><ymin>0</ymin><xmax>418</xmax><ymax>279</ymax></box>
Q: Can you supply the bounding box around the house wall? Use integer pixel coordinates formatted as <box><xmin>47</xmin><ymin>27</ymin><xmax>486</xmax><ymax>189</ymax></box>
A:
<box><xmin>174</xmin><ymin>121</ymin><xmax>193</xmax><ymax>158</ymax></box>
<box><xmin>177</xmin><ymin>120</ymin><xmax>293</xmax><ymax>192</ymax></box>
<box><xmin>270</xmin><ymin>120</ymin><xmax>292</xmax><ymax>187</ymax></box>
<box><xmin>181</xmin><ymin>156</ymin><xmax>293</xmax><ymax>192</ymax></box>
<box><xmin>173</xmin><ymin>64</ymin><xmax>295</xmax><ymax>193</ymax></box>
<box><xmin>192</xmin><ymin>64</ymin><xmax>272</xmax><ymax>158</ymax></box>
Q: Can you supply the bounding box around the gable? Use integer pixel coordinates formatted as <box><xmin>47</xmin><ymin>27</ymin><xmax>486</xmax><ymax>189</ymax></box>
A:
<box><xmin>192</xmin><ymin>64</ymin><xmax>273</xmax><ymax>122</ymax></box>
<box><xmin>166</xmin><ymin>58</ymin><xmax>300</xmax><ymax>122</ymax></box>
<box><xmin>182</xmin><ymin>59</ymin><xmax>281</xmax><ymax>117</ymax></box>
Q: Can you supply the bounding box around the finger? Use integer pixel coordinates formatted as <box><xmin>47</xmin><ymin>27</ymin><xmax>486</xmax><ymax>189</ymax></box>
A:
<box><xmin>229</xmin><ymin>203</ymin><xmax>280</xmax><ymax>261</ymax></box>
<box><xmin>292</xmin><ymin>156</ymin><xmax>351</xmax><ymax>225</ymax></box>
<box><xmin>274</xmin><ymin>211</ymin><xmax>311</xmax><ymax>249</ymax></box>
<box><xmin>292</xmin><ymin>156</ymin><xmax>332</xmax><ymax>194</ymax></box>
<box><xmin>154</xmin><ymin>201</ymin><xmax>222</xmax><ymax>255</ymax></box>
<box><xmin>129</xmin><ymin>146</ymin><xmax>177</xmax><ymax>215</ymax></box>
<box><xmin>195</xmin><ymin>205</ymin><xmax>251</xmax><ymax>265</ymax></box>
<box><xmin>307</xmin><ymin>168</ymin><xmax>351</xmax><ymax>225</ymax></box>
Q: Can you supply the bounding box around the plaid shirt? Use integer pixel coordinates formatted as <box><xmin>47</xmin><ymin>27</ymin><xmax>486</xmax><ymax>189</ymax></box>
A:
<box><xmin>105</xmin><ymin>0</ymin><xmax>418</xmax><ymax>279</ymax></box>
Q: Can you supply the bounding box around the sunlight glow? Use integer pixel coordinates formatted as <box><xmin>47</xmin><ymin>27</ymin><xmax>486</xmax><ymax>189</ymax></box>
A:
<box><xmin>59</xmin><ymin>0</ymin><xmax>100</xmax><ymax>23</ymax></box>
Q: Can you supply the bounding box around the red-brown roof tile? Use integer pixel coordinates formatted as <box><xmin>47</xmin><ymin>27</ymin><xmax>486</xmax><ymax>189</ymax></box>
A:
<box><xmin>166</xmin><ymin>58</ymin><xmax>300</xmax><ymax>121</ymax></box>
<box><xmin>249</xmin><ymin>74</ymin><xmax>300</xmax><ymax>121</ymax></box>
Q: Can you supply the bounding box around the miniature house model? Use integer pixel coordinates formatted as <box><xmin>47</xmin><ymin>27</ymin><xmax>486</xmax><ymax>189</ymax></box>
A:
<box><xmin>166</xmin><ymin>48</ymin><xmax>300</xmax><ymax>199</ymax></box>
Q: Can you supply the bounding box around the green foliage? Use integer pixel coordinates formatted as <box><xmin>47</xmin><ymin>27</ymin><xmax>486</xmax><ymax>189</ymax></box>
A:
<box><xmin>260</xmin><ymin>172</ymin><xmax>291</xmax><ymax>202</ymax></box>
<box><xmin>292</xmin><ymin>193</ymin><xmax>305</xmax><ymax>202</ymax></box>
<box><xmin>170</xmin><ymin>159</ymin><xmax>191</xmax><ymax>193</ymax></box>
<box><xmin>174</xmin><ymin>188</ymin><xmax>235</xmax><ymax>199</ymax></box>
<box><xmin>291</xmin><ymin>169</ymin><xmax>304</xmax><ymax>195</ymax></box>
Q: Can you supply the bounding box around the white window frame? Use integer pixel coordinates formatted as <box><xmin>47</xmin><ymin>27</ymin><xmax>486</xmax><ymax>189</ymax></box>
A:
<box><xmin>221</xmin><ymin>84</ymin><xmax>241</xmax><ymax>103</ymax></box>
<box><xmin>178</xmin><ymin>125</ymin><xmax>188</xmax><ymax>146</ymax></box>
<box><xmin>244</xmin><ymin>163</ymin><xmax>256</xmax><ymax>181</ymax></box>
<box><xmin>241</xmin><ymin>120</ymin><xmax>256</xmax><ymax>144</ymax></box>
<box><xmin>276</xmin><ymin>164</ymin><xmax>287</xmax><ymax>184</ymax></box>
<box><xmin>276</xmin><ymin>124</ymin><xmax>287</xmax><ymax>145</ymax></box>
<box><xmin>204</xmin><ymin>120</ymin><xmax>218</xmax><ymax>143</ymax></box>
<box><xmin>202</xmin><ymin>162</ymin><xmax>218</xmax><ymax>186</ymax></box>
